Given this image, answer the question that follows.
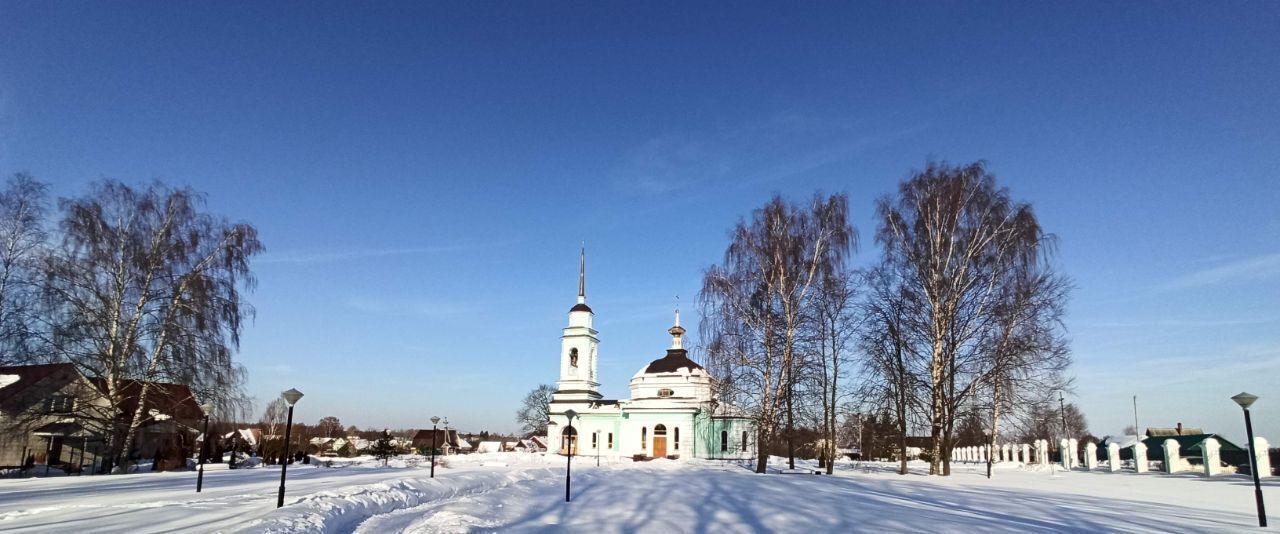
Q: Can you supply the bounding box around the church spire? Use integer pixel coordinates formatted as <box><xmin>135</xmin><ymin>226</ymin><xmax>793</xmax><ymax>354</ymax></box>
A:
<box><xmin>578</xmin><ymin>242</ymin><xmax>586</xmax><ymax>304</ymax></box>
<box><xmin>668</xmin><ymin>298</ymin><xmax>686</xmax><ymax>350</ymax></box>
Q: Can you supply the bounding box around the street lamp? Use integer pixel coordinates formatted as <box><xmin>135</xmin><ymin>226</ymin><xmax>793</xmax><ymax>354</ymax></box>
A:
<box><xmin>277</xmin><ymin>388</ymin><xmax>303</xmax><ymax>508</ymax></box>
<box><xmin>564</xmin><ymin>409</ymin><xmax>577</xmax><ymax>503</ymax></box>
<box><xmin>596</xmin><ymin>429</ymin><xmax>600</xmax><ymax>467</ymax></box>
<box><xmin>430</xmin><ymin>416</ymin><xmax>440</xmax><ymax>478</ymax></box>
<box><xmin>1232</xmin><ymin>392</ymin><xmax>1267</xmax><ymax>527</ymax></box>
<box><xmin>196</xmin><ymin>403</ymin><xmax>213</xmax><ymax>492</ymax></box>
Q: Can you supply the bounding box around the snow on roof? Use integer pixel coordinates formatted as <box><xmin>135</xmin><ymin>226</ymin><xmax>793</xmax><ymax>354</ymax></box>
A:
<box><xmin>0</xmin><ymin>374</ymin><xmax>18</xmax><ymax>389</ymax></box>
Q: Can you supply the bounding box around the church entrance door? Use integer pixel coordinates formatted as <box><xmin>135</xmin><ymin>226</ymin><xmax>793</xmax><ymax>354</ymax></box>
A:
<box><xmin>653</xmin><ymin>424</ymin><xmax>668</xmax><ymax>457</ymax></box>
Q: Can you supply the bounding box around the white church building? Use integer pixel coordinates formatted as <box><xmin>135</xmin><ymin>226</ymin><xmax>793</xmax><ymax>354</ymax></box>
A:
<box><xmin>547</xmin><ymin>251</ymin><xmax>755</xmax><ymax>460</ymax></box>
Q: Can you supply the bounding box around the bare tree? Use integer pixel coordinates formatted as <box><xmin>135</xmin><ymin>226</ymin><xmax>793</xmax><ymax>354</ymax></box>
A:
<box><xmin>808</xmin><ymin>269</ymin><xmax>861</xmax><ymax>474</ymax></box>
<box><xmin>259</xmin><ymin>397</ymin><xmax>288</xmax><ymax>439</ymax></box>
<box><xmin>516</xmin><ymin>384</ymin><xmax>555</xmax><ymax>435</ymax></box>
<box><xmin>44</xmin><ymin>180</ymin><xmax>262</xmax><ymax>471</ymax></box>
<box><xmin>0</xmin><ymin>173</ymin><xmax>49</xmax><ymax>365</ymax></box>
<box><xmin>980</xmin><ymin>262</ymin><xmax>1071</xmax><ymax>477</ymax></box>
<box><xmin>316</xmin><ymin>416</ymin><xmax>343</xmax><ymax>438</ymax></box>
<box><xmin>860</xmin><ymin>266</ymin><xmax>924</xmax><ymax>475</ymax></box>
<box><xmin>877</xmin><ymin>161</ymin><xmax>1054</xmax><ymax>475</ymax></box>
<box><xmin>701</xmin><ymin>193</ymin><xmax>853</xmax><ymax>473</ymax></box>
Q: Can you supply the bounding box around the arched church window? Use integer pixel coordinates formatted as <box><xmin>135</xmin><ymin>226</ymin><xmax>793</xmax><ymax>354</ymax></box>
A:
<box><xmin>654</xmin><ymin>424</ymin><xmax>667</xmax><ymax>436</ymax></box>
<box><xmin>721</xmin><ymin>431</ymin><xmax>728</xmax><ymax>452</ymax></box>
<box><xmin>742</xmin><ymin>431</ymin><xmax>748</xmax><ymax>452</ymax></box>
<box><xmin>608</xmin><ymin>432</ymin><xmax>613</xmax><ymax>449</ymax></box>
<box><xmin>674</xmin><ymin>427</ymin><xmax>680</xmax><ymax>450</ymax></box>
<box><xmin>641</xmin><ymin>427</ymin><xmax>647</xmax><ymax>449</ymax></box>
<box><xmin>592</xmin><ymin>432</ymin><xmax>597</xmax><ymax>449</ymax></box>
<box><xmin>657</xmin><ymin>388</ymin><xmax>674</xmax><ymax>398</ymax></box>
<box><xmin>569</xmin><ymin>348</ymin><xmax>578</xmax><ymax>367</ymax></box>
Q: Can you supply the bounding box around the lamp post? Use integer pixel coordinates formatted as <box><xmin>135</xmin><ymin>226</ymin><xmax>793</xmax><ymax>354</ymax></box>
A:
<box><xmin>1232</xmin><ymin>392</ymin><xmax>1267</xmax><ymax>527</ymax></box>
<box><xmin>596</xmin><ymin>430</ymin><xmax>600</xmax><ymax>467</ymax></box>
<box><xmin>196</xmin><ymin>403</ymin><xmax>213</xmax><ymax>492</ymax></box>
<box><xmin>564</xmin><ymin>409</ymin><xmax>577</xmax><ymax>503</ymax></box>
<box><xmin>277</xmin><ymin>388</ymin><xmax>303</xmax><ymax>508</ymax></box>
<box><xmin>430</xmin><ymin>416</ymin><xmax>440</xmax><ymax>478</ymax></box>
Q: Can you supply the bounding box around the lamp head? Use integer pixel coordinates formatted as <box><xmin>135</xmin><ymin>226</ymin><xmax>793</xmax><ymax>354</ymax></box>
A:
<box><xmin>564</xmin><ymin>409</ymin><xmax>577</xmax><ymax>421</ymax></box>
<box><xmin>281</xmin><ymin>388</ymin><xmax>304</xmax><ymax>407</ymax></box>
<box><xmin>1232</xmin><ymin>392</ymin><xmax>1259</xmax><ymax>410</ymax></box>
<box><xmin>200</xmin><ymin>403</ymin><xmax>214</xmax><ymax>415</ymax></box>
<box><xmin>431</xmin><ymin>416</ymin><xmax>440</xmax><ymax>425</ymax></box>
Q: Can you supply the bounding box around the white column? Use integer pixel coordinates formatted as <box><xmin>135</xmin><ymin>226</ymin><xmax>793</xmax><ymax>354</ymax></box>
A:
<box><xmin>1085</xmin><ymin>442</ymin><xmax>1097</xmax><ymax>470</ymax></box>
<box><xmin>1134</xmin><ymin>442</ymin><xmax>1148</xmax><ymax>473</ymax></box>
<box><xmin>1039</xmin><ymin>439</ymin><xmax>1050</xmax><ymax>465</ymax></box>
<box><xmin>1254</xmin><ymin>437</ymin><xmax>1271</xmax><ymax>477</ymax></box>
<box><xmin>1060</xmin><ymin>438</ymin><xmax>1071</xmax><ymax>469</ymax></box>
<box><xmin>1001</xmin><ymin>443</ymin><xmax>1010</xmax><ymax>462</ymax></box>
<box><xmin>1022</xmin><ymin>443</ymin><xmax>1030</xmax><ymax>464</ymax></box>
<box><xmin>1107</xmin><ymin>442</ymin><xmax>1121</xmax><ymax>472</ymax></box>
<box><xmin>1163</xmin><ymin>439</ymin><xmax>1182</xmax><ymax>473</ymax></box>
<box><xmin>1202</xmin><ymin>438</ymin><xmax>1221</xmax><ymax>476</ymax></box>
<box><xmin>1069</xmin><ymin>439</ymin><xmax>1080</xmax><ymax>469</ymax></box>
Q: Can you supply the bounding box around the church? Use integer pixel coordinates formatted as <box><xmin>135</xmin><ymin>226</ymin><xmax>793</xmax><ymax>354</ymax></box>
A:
<box><xmin>547</xmin><ymin>250</ymin><xmax>755</xmax><ymax>460</ymax></box>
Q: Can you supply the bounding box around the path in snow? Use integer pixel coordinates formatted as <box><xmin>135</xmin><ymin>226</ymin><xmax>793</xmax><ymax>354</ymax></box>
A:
<box><xmin>1</xmin><ymin>455</ymin><xmax>1276</xmax><ymax>532</ymax></box>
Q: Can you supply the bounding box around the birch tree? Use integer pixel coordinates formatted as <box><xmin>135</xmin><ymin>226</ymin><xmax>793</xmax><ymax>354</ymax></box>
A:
<box><xmin>44</xmin><ymin>181</ymin><xmax>262</xmax><ymax>472</ymax></box>
<box><xmin>700</xmin><ymin>193</ymin><xmax>853</xmax><ymax>473</ymax></box>
<box><xmin>877</xmin><ymin>161</ymin><xmax>1051</xmax><ymax>475</ymax></box>
<box><xmin>0</xmin><ymin>173</ymin><xmax>49</xmax><ymax>365</ymax></box>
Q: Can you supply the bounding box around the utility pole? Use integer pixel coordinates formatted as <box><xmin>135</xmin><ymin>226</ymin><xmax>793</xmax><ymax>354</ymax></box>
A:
<box><xmin>1132</xmin><ymin>395</ymin><xmax>1140</xmax><ymax>437</ymax></box>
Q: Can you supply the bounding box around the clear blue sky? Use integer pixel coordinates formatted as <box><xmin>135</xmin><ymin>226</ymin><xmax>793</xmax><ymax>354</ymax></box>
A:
<box><xmin>2</xmin><ymin>2</ymin><xmax>1277</xmax><ymax>442</ymax></box>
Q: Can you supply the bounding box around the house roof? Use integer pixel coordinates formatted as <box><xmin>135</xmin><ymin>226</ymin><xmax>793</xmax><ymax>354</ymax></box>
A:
<box><xmin>0</xmin><ymin>363</ymin><xmax>82</xmax><ymax>408</ymax></box>
<box><xmin>1143</xmin><ymin>433</ymin><xmax>1245</xmax><ymax>454</ymax></box>
<box><xmin>92</xmin><ymin>378</ymin><xmax>204</xmax><ymax>421</ymax></box>
<box><xmin>412</xmin><ymin>428</ymin><xmax>460</xmax><ymax>447</ymax></box>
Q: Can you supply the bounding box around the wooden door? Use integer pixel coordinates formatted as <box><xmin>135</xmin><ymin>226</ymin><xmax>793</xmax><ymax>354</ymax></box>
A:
<box><xmin>654</xmin><ymin>437</ymin><xmax>667</xmax><ymax>458</ymax></box>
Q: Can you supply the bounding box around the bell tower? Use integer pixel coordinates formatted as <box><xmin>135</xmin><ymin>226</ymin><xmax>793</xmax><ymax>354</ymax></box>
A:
<box><xmin>554</xmin><ymin>245</ymin><xmax>601</xmax><ymax>401</ymax></box>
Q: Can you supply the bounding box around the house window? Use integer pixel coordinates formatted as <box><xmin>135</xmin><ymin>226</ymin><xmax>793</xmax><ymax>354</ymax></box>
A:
<box><xmin>721</xmin><ymin>431</ymin><xmax>728</xmax><ymax>453</ymax></box>
<box><xmin>47</xmin><ymin>395</ymin><xmax>74</xmax><ymax>414</ymax></box>
<box><xmin>674</xmin><ymin>427</ymin><xmax>680</xmax><ymax>450</ymax></box>
<box><xmin>592</xmin><ymin>432</ymin><xmax>598</xmax><ymax>449</ymax></box>
<box><xmin>641</xmin><ymin>427</ymin><xmax>647</xmax><ymax>449</ymax></box>
<box><xmin>608</xmin><ymin>432</ymin><xmax>613</xmax><ymax>449</ymax></box>
<box><xmin>742</xmin><ymin>431</ymin><xmax>749</xmax><ymax>452</ymax></box>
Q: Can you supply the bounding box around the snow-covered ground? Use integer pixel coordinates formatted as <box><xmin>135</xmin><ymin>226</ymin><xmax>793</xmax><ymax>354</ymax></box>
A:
<box><xmin>0</xmin><ymin>453</ymin><xmax>1274</xmax><ymax>532</ymax></box>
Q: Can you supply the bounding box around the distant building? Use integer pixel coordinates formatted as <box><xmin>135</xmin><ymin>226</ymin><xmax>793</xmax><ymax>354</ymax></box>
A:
<box><xmin>476</xmin><ymin>441</ymin><xmax>504</xmax><ymax>453</ymax></box>
<box><xmin>412</xmin><ymin>428</ymin><xmax>463</xmax><ymax>454</ymax></box>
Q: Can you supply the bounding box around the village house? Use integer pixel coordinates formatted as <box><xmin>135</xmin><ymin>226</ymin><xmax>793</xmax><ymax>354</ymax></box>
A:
<box><xmin>0</xmin><ymin>363</ymin><xmax>203</xmax><ymax>472</ymax></box>
<box><xmin>412</xmin><ymin>428</ymin><xmax>465</xmax><ymax>455</ymax></box>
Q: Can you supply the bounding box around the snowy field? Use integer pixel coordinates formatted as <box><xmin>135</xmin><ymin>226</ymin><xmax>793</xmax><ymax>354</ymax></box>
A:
<box><xmin>0</xmin><ymin>453</ymin><xmax>1274</xmax><ymax>533</ymax></box>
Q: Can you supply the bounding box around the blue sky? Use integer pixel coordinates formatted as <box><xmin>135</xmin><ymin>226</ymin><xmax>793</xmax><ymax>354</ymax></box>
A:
<box><xmin>2</xmin><ymin>2</ymin><xmax>1277</xmax><ymax>442</ymax></box>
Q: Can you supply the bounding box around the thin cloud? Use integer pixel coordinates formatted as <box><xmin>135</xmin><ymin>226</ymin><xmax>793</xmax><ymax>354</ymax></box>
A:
<box><xmin>609</xmin><ymin>115</ymin><xmax>925</xmax><ymax>196</ymax></box>
<box><xmin>1161</xmin><ymin>253</ymin><xmax>1280</xmax><ymax>290</ymax></box>
<box><xmin>344</xmin><ymin>296</ymin><xmax>476</xmax><ymax>318</ymax></box>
